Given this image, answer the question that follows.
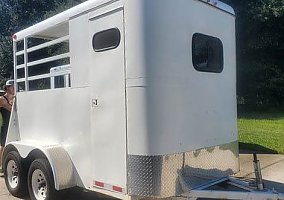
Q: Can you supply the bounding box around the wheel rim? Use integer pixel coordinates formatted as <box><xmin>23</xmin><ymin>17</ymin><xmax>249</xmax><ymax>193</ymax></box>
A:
<box><xmin>31</xmin><ymin>169</ymin><xmax>48</xmax><ymax>200</ymax></box>
<box><xmin>6</xmin><ymin>160</ymin><xmax>19</xmax><ymax>189</ymax></box>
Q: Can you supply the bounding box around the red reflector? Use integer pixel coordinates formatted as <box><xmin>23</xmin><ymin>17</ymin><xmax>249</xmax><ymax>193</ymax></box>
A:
<box><xmin>95</xmin><ymin>181</ymin><xmax>104</xmax><ymax>187</ymax></box>
<box><xmin>113</xmin><ymin>185</ymin><xmax>122</xmax><ymax>192</ymax></box>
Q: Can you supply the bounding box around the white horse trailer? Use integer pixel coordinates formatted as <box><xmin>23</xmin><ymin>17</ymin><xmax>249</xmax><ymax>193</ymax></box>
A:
<box><xmin>2</xmin><ymin>0</ymin><xmax>284</xmax><ymax>200</ymax></box>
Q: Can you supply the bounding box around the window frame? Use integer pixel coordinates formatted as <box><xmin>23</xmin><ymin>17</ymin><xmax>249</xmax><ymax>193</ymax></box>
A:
<box><xmin>192</xmin><ymin>33</ymin><xmax>224</xmax><ymax>73</ymax></box>
<box><xmin>92</xmin><ymin>28</ymin><xmax>121</xmax><ymax>52</ymax></box>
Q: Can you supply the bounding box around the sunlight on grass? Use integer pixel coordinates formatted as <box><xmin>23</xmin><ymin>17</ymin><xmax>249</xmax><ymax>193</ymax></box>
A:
<box><xmin>238</xmin><ymin>113</ymin><xmax>284</xmax><ymax>154</ymax></box>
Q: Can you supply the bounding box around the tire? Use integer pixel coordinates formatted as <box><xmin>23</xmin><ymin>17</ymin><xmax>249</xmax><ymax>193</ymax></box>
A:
<box><xmin>3</xmin><ymin>151</ymin><xmax>28</xmax><ymax>198</ymax></box>
<box><xmin>28</xmin><ymin>159</ymin><xmax>59</xmax><ymax>200</ymax></box>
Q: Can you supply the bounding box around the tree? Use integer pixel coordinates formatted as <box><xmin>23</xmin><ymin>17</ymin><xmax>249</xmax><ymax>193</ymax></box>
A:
<box><xmin>223</xmin><ymin>0</ymin><xmax>284</xmax><ymax>110</ymax></box>
<box><xmin>0</xmin><ymin>0</ymin><xmax>86</xmax><ymax>82</ymax></box>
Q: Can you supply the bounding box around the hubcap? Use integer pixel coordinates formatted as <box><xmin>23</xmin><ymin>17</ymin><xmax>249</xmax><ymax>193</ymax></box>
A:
<box><xmin>7</xmin><ymin>160</ymin><xmax>19</xmax><ymax>189</ymax></box>
<box><xmin>32</xmin><ymin>169</ymin><xmax>48</xmax><ymax>200</ymax></box>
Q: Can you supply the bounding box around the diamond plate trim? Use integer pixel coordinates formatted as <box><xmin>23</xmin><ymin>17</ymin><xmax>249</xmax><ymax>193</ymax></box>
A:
<box><xmin>127</xmin><ymin>141</ymin><xmax>239</xmax><ymax>197</ymax></box>
<box><xmin>128</xmin><ymin>155</ymin><xmax>162</xmax><ymax>196</ymax></box>
<box><xmin>45</xmin><ymin>146</ymin><xmax>76</xmax><ymax>190</ymax></box>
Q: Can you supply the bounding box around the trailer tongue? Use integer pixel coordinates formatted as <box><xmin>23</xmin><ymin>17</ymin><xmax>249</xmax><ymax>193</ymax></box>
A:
<box><xmin>180</xmin><ymin>176</ymin><xmax>284</xmax><ymax>200</ymax></box>
<box><xmin>179</xmin><ymin>154</ymin><xmax>284</xmax><ymax>200</ymax></box>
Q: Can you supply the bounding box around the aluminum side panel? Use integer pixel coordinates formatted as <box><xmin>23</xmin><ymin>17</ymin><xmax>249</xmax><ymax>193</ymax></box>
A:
<box><xmin>16</xmin><ymin>88</ymin><xmax>93</xmax><ymax>188</ymax></box>
<box><xmin>125</xmin><ymin>0</ymin><xmax>237</xmax><ymax>156</ymax></box>
<box><xmin>127</xmin><ymin>141</ymin><xmax>239</xmax><ymax>197</ymax></box>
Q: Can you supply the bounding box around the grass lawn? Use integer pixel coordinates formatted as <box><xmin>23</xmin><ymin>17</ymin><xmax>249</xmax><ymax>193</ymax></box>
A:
<box><xmin>238</xmin><ymin>112</ymin><xmax>284</xmax><ymax>154</ymax></box>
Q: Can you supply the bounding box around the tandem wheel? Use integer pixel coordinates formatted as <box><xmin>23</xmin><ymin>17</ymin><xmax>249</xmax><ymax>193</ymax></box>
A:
<box><xmin>28</xmin><ymin>158</ymin><xmax>60</xmax><ymax>200</ymax></box>
<box><xmin>3</xmin><ymin>151</ymin><xmax>28</xmax><ymax>198</ymax></box>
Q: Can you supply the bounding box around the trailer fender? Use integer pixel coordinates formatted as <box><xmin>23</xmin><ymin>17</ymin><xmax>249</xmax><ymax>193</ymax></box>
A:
<box><xmin>4</xmin><ymin>142</ymin><xmax>76</xmax><ymax>190</ymax></box>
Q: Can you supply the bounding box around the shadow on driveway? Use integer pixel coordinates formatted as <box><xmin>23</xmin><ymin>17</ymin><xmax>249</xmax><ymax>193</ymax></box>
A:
<box><xmin>20</xmin><ymin>187</ymin><xmax>116</xmax><ymax>200</ymax></box>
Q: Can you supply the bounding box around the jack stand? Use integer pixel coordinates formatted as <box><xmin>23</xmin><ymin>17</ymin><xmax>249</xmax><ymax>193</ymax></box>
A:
<box><xmin>253</xmin><ymin>153</ymin><xmax>264</xmax><ymax>190</ymax></box>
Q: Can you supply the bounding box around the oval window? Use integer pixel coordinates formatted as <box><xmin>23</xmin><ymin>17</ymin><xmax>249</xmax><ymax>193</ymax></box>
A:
<box><xmin>92</xmin><ymin>28</ymin><xmax>121</xmax><ymax>52</ymax></box>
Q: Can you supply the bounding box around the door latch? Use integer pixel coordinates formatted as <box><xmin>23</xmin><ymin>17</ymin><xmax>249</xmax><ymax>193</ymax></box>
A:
<box><xmin>92</xmin><ymin>99</ymin><xmax>98</xmax><ymax>107</ymax></box>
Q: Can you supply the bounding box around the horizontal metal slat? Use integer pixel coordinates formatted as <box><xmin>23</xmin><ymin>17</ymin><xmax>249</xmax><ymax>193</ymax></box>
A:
<box><xmin>50</xmin><ymin>71</ymin><xmax>71</xmax><ymax>77</ymax></box>
<box><xmin>16</xmin><ymin>64</ymin><xmax>25</xmax><ymax>69</ymax></box>
<box><xmin>27</xmin><ymin>53</ymin><xmax>70</xmax><ymax>67</ymax></box>
<box><xmin>16</xmin><ymin>78</ymin><xmax>26</xmax><ymax>83</ymax></box>
<box><xmin>28</xmin><ymin>73</ymin><xmax>51</xmax><ymax>81</ymax></box>
<box><xmin>16</xmin><ymin>50</ymin><xmax>25</xmax><ymax>56</ymax></box>
<box><xmin>27</xmin><ymin>35</ymin><xmax>69</xmax><ymax>53</ymax></box>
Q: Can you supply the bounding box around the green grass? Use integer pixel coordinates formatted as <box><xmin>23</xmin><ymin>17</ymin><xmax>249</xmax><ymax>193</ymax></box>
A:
<box><xmin>238</xmin><ymin>112</ymin><xmax>284</xmax><ymax>154</ymax></box>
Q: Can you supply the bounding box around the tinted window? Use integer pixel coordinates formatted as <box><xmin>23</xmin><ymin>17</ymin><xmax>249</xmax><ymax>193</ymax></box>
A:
<box><xmin>55</xmin><ymin>75</ymin><xmax>65</xmax><ymax>88</ymax></box>
<box><xmin>29</xmin><ymin>78</ymin><xmax>50</xmax><ymax>91</ymax></box>
<box><xmin>93</xmin><ymin>28</ymin><xmax>121</xmax><ymax>52</ymax></box>
<box><xmin>192</xmin><ymin>33</ymin><xmax>223</xmax><ymax>73</ymax></box>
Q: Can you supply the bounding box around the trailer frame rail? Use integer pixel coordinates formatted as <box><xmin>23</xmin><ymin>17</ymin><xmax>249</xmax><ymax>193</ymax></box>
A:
<box><xmin>179</xmin><ymin>174</ymin><xmax>284</xmax><ymax>200</ymax></box>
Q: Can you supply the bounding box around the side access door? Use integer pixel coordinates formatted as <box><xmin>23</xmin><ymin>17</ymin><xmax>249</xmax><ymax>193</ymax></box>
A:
<box><xmin>88</xmin><ymin>9</ymin><xmax>127</xmax><ymax>192</ymax></box>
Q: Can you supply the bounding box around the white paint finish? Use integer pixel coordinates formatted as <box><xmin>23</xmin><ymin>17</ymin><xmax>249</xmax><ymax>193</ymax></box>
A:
<box><xmin>17</xmin><ymin>89</ymin><xmax>87</xmax><ymax>143</ymax></box>
<box><xmin>125</xmin><ymin>88</ymin><xmax>148</xmax><ymax>154</ymax></box>
<box><xmin>5</xmin><ymin>142</ymin><xmax>76</xmax><ymax>190</ymax></box>
<box><xmin>69</xmin><ymin>15</ymin><xmax>90</xmax><ymax>88</ymax></box>
<box><xmin>6</xmin><ymin>103</ymin><xmax>20</xmax><ymax>144</ymax></box>
<box><xmin>9</xmin><ymin>0</ymin><xmax>238</xmax><ymax>197</ymax></box>
<box><xmin>126</xmin><ymin>78</ymin><xmax>147</xmax><ymax>88</ymax></box>
<box><xmin>89</xmin><ymin>186</ymin><xmax>128</xmax><ymax>200</ymax></box>
<box><xmin>124</xmin><ymin>1</ymin><xmax>147</xmax><ymax>79</ymax></box>
<box><xmin>6</xmin><ymin>141</ymin><xmax>48</xmax><ymax>159</ymax></box>
<box><xmin>16</xmin><ymin>88</ymin><xmax>93</xmax><ymax>188</ymax></box>
<box><xmin>125</xmin><ymin>0</ymin><xmax>237</xmax><ymax>155</ymax></box>
<box><xmin>88</xmin><ymin>9</ymin><xmax>127</xmax><ymax>188</ymax></box>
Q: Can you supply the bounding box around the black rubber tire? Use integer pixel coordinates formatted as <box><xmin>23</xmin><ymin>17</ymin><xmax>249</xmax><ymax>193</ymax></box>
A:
<box><xmin>3</xmin><ymin>151</ymin><xmax>28</xmax><ymax>198</ymax></box>
<box><xmin>28</xmin><ymin>159</ymin><xmax>59</xmax><ymax>200</ymax></box>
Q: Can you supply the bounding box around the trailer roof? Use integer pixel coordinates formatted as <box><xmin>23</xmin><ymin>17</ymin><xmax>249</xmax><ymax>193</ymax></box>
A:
<box><xmin>13</xmin><ymin>0</ymin><xmax>234</xmax><ymax>41</ymax></box>
<box><xmin>13</xmin><ymin>0</ymin><xmax>117</xmax><ymax>41</ymax></box>
<box><xmin>200</xmin><ymin>0</ymin><xmax>235</xmax><ymax>16</ymax></box>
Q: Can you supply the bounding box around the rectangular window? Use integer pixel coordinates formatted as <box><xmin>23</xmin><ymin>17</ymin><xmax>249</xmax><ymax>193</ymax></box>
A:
<box><xmin>54</xmin><ymin>76</ymin><xmax>65</xmax><ymax>89</ymax></box>
<box><xmin>29</xmin><ymin>78</ymin><xmax>50</xmax><ymax>91</ymax></box>
<box><xmin>192</xmin><ymin>33</ymin><xmax>223</xmax><ymax>73</ymax></box>
<box><xmin>50</xmin><ymin>65</ymin><xmax>71</xmax><ymax>89</ymax></box>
